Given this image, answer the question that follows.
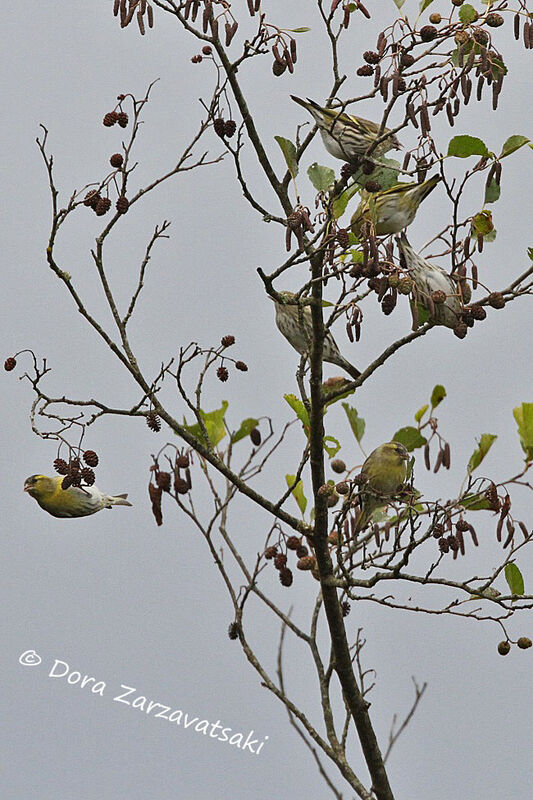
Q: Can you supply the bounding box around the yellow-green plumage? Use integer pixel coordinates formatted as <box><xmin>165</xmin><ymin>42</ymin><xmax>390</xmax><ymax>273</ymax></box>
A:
<box><xmin>24</xmin><ymin>474</ymin><xmax>132</xmax><ymax>518</ymax></box>
<box><xmin>356</xmin><ymin>442</ymin><xmax>409</xmax><ymax>531</ymax></box>
<box><xmin>291</xmin><ymin>96</ymin><xmax>402</xmax><ymax>163</ymax></box>
<box><xmin>351</xmin><ymin>175</ymin><xmax>441</xmax><ymax>237</ymax></box>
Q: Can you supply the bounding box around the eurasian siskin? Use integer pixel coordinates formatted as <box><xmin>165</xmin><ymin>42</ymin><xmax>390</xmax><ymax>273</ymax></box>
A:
<box><xmin>350</xmin><ymin>175</ymin><xmax>441</xmax><ymax>237</ymax></box>
<box><xmin>398</xmin><ymin>233</ymin><xmax>470</xmax><ymax>329</ymax></box>
<box><xmin>273</xmin><ymin>292</ymin><xmax>361</xmax><ymax>380</ymax></box>
<box><xmin>291</xmin><ymin>96</ymin><xmax>402</xmax><ymax>163</ymax></box>
<box><xmin>24</xmin><ymin>474</ymin><xmax>132</xmax><ymax>518</ymax></box>
<box><xmin>356</xmin><ymin>441</ymin><xmax>409</xmax><ymax>531</ymax></box>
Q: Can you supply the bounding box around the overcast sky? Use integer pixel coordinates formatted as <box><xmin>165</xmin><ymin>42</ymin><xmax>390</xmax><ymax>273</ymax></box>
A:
<box><xmin>3</xmin><ymin>2</ymin><xmax>533</xmax><ymax>798</ymax></box>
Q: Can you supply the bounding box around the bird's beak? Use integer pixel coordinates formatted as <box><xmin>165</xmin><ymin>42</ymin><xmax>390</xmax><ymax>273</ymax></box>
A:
<box><xmin>23</xmin><ymin>485</ymin><xmax>30</xmax><ymax>492</ymax></box>
<box><xmin>401</xmin><ymin>451</ymin><xmax>410</xmax><ymax>461</ymax></box>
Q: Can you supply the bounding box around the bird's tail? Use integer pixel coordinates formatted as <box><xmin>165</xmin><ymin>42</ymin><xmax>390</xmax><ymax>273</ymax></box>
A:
<box><xmin>397</xmin><ymin>232</ymin><xmax>415</xmax><ymax>265</ymax></box>
<box><xmin>108</xmin><ymin>493</ymin><xmax>132</xmax><ymax>507</ymax></box>
<box><xmin>291</xmin><ymin>95</ymin><xmax>324</xmax><ymax>123</ymax></box>
<box><xmin>413</xmin><ymin>174</ymin><xmax>441</xmax><ymax>205</ymax></box>
<box><xmin>342</xmin><ymin>358</ymin><xmax>361</xmax><ymax>381</ymax></box>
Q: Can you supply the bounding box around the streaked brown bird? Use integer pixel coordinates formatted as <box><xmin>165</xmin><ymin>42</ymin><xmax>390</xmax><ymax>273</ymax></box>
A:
<box><xmin>291</xmin><ymin>96</ymin><xmax>402</xmax><ymax>163</ymax></box>
<box><xmin>272</xmin><ymin>292</ymin><xmax>361</xmax><ymax>379</ymax></box>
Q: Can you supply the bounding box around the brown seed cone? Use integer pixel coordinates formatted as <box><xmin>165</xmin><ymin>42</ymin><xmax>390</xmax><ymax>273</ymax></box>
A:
<box><xmin>227</xmin><ymin>622</ymin><xmax>239</xmax><ymax>640</ymax></box>
<box><xmin>286</xmin><ymin>536</ymin><xmax>300</xmax><ymax>551</ymax></box>
<box><xmin>213</xmin><ymin>117</ymin><xmax>226</xmax><ymax>137</ymax></box>
<box><xmin>53</xmin><ymin>458</ymin><xmax>69</xmax><ymax>475</ymax></box>
<box><xmin>264</xmin><ymin>545</ymin><xmax>278</xmax><ymax>560</ymax></box>
<box><xmin>83</xmin><ymin>450</ymin><xmax>99</xmax><ymax>467</ymax></box>
<box><xmin>517</xmin><ymin>637</ymin><xmax>532</xmax><ymax>650</ymax></box>
<box><xmin>279</xmin><ymin>567</ymin><xmax>293</xmax><ymax>586</ymax></box>
<box><xmin>110</xmin><ymin>153</ymin><xmax>124</xmax><ymax>168</ymax></box>
<box><xmin>83</xmin><ymin>190</ymin><xmax>100</xmax><ymax>209</ymax></box>
<box><xmin>81</xmin><ymin>467</ymin><xmax>96</xmax><ymax>486</ymax></box>
<box><xmin>297</xmin><ymin>555</ymin><xmax>317</xmax><ymax>571</ymax></box>
<box><xmin>497</xmin><ymin>640</ymin><xmax>511</xmax><ymax>655</ymax></box>
<box><xmin>95</xmin><ymin>197</ymin><xmax>112</xmax><ymax>216</ymax></box>
<box><xmin>221</xmin><ymin>335</ymin><xmax>235</xmax><ymax>347</ymax></box>
<box><xmin>4</xmin><ymin>357</ymin><xmax>16</xmax><ymax>371</ymax></box>
<box><xmin>103</xmin><ymin>111</ymin><xmax>118</xmax><ymax>127</ymax></box>
<box><xmin>274</xmin><ymin>553</ymin><xmax>287</xmax><ymax>570</ymax></box>
<box><xmin>117</xmin><ymin>111</ymin><xmax>129</xmax><ymax>128</ymax></box>
<box><xmin>116</xmin><ymin>195</ymin><xmax>130</xmax><ymax>214</ymax></box>
<box><xmin>146</xmin><ymin>411</ymin><xmax>161</xmax><ymax>432</ymax></box>
<box><xmin>488</xmin><ymin>291</ymin><xmax>505</xmax><ymax>309</ymax></box>
<box><xmin>331</xmin><ymin>458</ymin><xmax>346</xmax><ymax>474</ymax></box>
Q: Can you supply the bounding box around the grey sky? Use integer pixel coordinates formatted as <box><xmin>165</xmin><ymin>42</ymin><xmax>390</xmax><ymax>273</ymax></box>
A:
<box><xmin>3</xmin><ymin>2</ymin><xmax>533</xmax><ymax>798</ymax></box>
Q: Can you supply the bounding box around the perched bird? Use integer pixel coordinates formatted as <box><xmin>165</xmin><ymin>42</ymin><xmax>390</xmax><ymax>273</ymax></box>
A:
<box><xmin>272</xmin><ymin>292</ymin><xmax>361</xmax><ymax>380</ymax></box>
<box><xmin>350</xmin><ymin>175</ymin><xmax>440</xmax><ymax>238</ymax></box>
<box><xmin>356</xmin><ymin>441</ymin><xmax>409</xmax><ymax>531</ymax></box>
<box><xmin>398</xmin><ymin>233</ymin><xmax>470</xmax><ymax>329</ymax></box>
<box><xmin>24</xmin><ymin>474</ymin><xmax>132</xmax><ymax>518</ymax></box>
<box><xmin>291</xmin><ymin>95</ymin><xmax>402</xmax><ymax>163</ymax></box>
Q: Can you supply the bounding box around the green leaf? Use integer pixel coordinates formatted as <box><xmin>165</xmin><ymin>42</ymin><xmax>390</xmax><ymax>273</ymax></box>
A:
<box><xmin>447</xmin><ymin>135</ymin><xmax>489</xmax><ymax>159</ymax></box>
<box><xmin>419</xmin><ymin>0</ymin><xmax>434</xmax><ymax>11</ymax></box>
<box><xmin>505</xmin><ymin>563</ymin><xmax>525</xmax><ymax>596</ymax></box>
<box><xmin>323</xmin><ymin>378</ymin><xmax>355</xmax><ymax>407</ymax></box>
<box><xmin>415</xmin><ymin>404</ymin><xmax>429</xmax><ymax>423</ymax></box>
<box><xmin>183</xmin><ymin>401</ymin><xmax>228</xmax><ymax>448</ymax></box>
<box><xmin>342</xmin><ymin>403</ymin><xmax>365</xmax><ymax>443</ymax></box>
<box><xmin>392</xmin><ymin>426</ymin><xmax>427</xmax><ymax>451</ymax></box>
<box><xmin>285</xmin><ymin>474</ymin><xmax>307</xmax><ymax>516</ymax></box>
<box><xmin>323</xmin><ymin>435</ymin><xmax>341</xmax><ymax>458</ymax></box>
<box><xmin>275</xmin><ymin>136</ymin><xmax>298</xmax><ymax>180</ymax></box>
<box><xmin>461</xmin><ymin>493</ymin><xmax>493</xmax><ymax>511</ymax></box>
<box><xmin>484</xmin><ymin>177</ymin><xmax>501</xmax><ymax>204</ymax></box>
<box><xmin>284</xmin><ymin>393</ymin><xmax>310</xmax><ymax>432</ymax></box>
<box><xmin>430</xmin><ymin>384</ymin><xmax>446</xmax><ymax>409</ymax></box>
<box><xmin>332</xmin><ymin>183</ymin><xmax>360</xmax><ymax>220</ymax></box>
<box><xmin>393</xmin><ymin>0</ymin><xmax>407</xmax><ymax>8</ymax></box>
<box><xmin>467</xmin><ymin>433</ymin><xmax>497</xmax><ymax>473</ymax></box>
<box><xmin>354</xmin><ymin>157</ymin><xmax>402</xmax><ymax>192</ymax></box>
<box><xmin>513</xmin><ymin>402</ymin><xmax>533</xmax><ymax>460</ymax></box>
<box><xmin>459</xmin><ymin>4</ymin><xmax>478</xmax><ymax>23</ymax></box>
<box><xmin>500</xmin><ymin>135</ymin><xmax>530</xmax><ymax>159</ymax></box>
<box><xmin>307</xmin><ymin>162</ymin><xmax>336</xmax><ymax>192</ymax></box>
<box><xmin>528</xmin><ymin>247</ymin><xmax>533</xmax><ymax>261</ymax></box>
<box><xmin>231</xmin><ymin>417</ymin><xmax>260</xmax><ymax>444</ymax></box>
<box><xmin>451</xmin><ymin>41</ymin><xmax>474</xmax><ymax>68</ymax></box>
<box><xmin>471</xmin><ymin>210</ymin><xmax>494</xmax><ymax>237</ymax></box>
<box><xmin>287</xmin><ymin>27</ymin><xmax>311</xmax><ymax>33</ymax></box>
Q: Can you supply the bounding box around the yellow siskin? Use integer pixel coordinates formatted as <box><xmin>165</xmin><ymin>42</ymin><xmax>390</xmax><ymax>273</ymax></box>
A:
<box><xmin>24</xmin><ymin>474</ymin><xmax>132</xmax><ymax>518</ymax></box>
<box><xmin>350</xmin><ymin>175</ymin><xmax>441</xmax><ymax>238</ymax></box>
<box><xmin>291</xmin><ymin>96</ymin><xmax>402</xmax><ymax>163</ymax></box>
<box><xmin>273</xmin><ymin>292</ymin><xmax>361</xmax><ymax>380</ymax></box>
<box><xmin>356</xmin><ymin>441</ymin><xmax>409</xmax><ymax>531</ymax></box>
<box><xmin>398</xmin><ymin>233</ymin><xmax>470</xmax><ymax>329</ymax></box>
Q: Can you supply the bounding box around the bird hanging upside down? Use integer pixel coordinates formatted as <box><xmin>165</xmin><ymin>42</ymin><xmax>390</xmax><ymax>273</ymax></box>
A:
<box><xmin>24</xmin><ymin>474</ymin><xmax>132</xmax><ymax>518</ymax></box>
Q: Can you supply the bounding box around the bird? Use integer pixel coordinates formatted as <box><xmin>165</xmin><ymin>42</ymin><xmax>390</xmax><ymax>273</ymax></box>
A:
<box><xmin>291</xmin><ymin>96</ymin><xmax>402</xmax><ymax>163</ymax></box>
<box><xmin>272</xmin><ymin>292</ymin><xmax>361</xmax><ymax>380</ymax></box>
<box><xmin>24</xmin><ymin>474</ymin><xmax>132</xmax><ymax>518</ymax></box>
<box><xmin>350</xmin><ymin>175</ymin><xmax>441</xmax><ymax>238</ymax></box>
<box><xmin>355</xmin><ymin>441</ymin><xmax>410</xmax><ymax>531</ymax></box>
<box><xmin>398</xmin><ymin>233</ymin><xmax>470</xmax><ymax>329</ymax></box>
